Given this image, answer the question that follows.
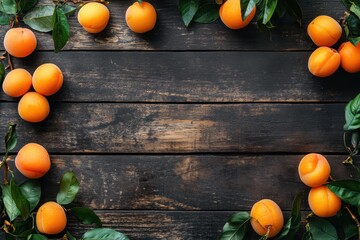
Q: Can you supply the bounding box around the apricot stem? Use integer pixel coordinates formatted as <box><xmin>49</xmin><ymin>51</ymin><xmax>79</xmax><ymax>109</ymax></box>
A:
<box><xmin>344</xmin><ymin>206</ymin><xmax>360</xmax><ymax>239</ymax></box>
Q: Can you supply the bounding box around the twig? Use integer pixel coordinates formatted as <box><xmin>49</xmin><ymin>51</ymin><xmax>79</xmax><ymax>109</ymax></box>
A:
<box><xmin>344</xmin><ymin>206</ymin><xmax>360</xmax><ymax>240</ymax></box>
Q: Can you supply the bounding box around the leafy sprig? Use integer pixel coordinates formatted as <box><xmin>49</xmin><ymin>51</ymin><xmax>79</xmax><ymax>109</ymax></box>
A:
<box><xmin>0</xmin><ymin>123</ymin><xmax>129</xmax><ymax>239</ymax></box>
<box><xmin>178</xmin><ymin>0</ymin><xmax>302</xmax><ymax>30</ymax></box>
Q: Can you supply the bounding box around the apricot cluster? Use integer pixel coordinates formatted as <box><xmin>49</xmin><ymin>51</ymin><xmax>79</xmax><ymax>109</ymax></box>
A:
<box><xmin>298</xmin><ymin>153</ymin><xmax>341</xmax><ymax>217</ymax></box>
<box><xmin>77</xmin><ymin>1</ymin><xmax>157</xmax><ymax>34</ymax></box>
<box><xmin>307</xmin><ymin>15</ymin><xmax>360</xmax><ymax>77</ymax></box>
<box><xmin>2</xmin><ymin>63</ymin><xmax>63</xmax><ymax>123</ymax></box>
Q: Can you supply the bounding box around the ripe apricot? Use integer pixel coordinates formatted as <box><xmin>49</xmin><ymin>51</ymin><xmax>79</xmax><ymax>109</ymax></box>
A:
<box><xmin>250</xmin><ymin>199</ymin><xmax>284</xmax><ymax>238</ymax></box>
<box><xmin>125</xmin><ymin>1</ymin><xmax>157</xmax><ymax>33</ymax></box>
<box><xmin>307</xmin><ymin>15</ymin><xmax>342</xmax><ymax>47</ymax></box>
<box><xmin>219</xmin><ymin>0</ymin><xmax>256</xmax><ymax>30</ymax></box>
<box><xmin>32</xmin><ymin>63</ymin><xmax>63</xmax><ymax>96</ymax></box>
<box><xmin>36</xmin><ymin>201</ymin><xmax>67</xmax><ymax>235</ymax></box>
<box><xmin>3</xmin><ymin>28</ymin><xmax>37</xmax><ymax>58</ymax></box>
<box><xmin>338</xmin><ymin>41</ymin><xmax>360</xmax><ymax>73</ymax></box>
<box><xmin>77</xmin><ymin>2</ymin><xmax>110</xmax><ymax>33</ymax></box>
<box><xmin>15</xmin><ymin>143</ymin><xmax>50</xmax><ymax>179</ymax></box>
<box><xmin>2</xmin><ymin>68</ymin><xmax>32</xmax><ymax>97</ymax></box>
<box><xmin>308</xmin><ymin>47</ymin><xmax>340</xmax><ymax>77</ymax></box>
<box><xmin>298</xmin><ymin>153</ymin><xmax>330</xmax><ymax>187</ymax></box>
<box><xmin>18</xmin><ymin>92</ymin><xmax>50</xmax><ymax>123</ymax></box>
<box><xmin>308</xmin><ymin>186</ymin><xmax>341</xmax><ymax>217</ymax></box>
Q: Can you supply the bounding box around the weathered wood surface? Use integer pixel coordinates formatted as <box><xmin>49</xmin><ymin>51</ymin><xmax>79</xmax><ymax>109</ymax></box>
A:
<box><xmin>9</xmin><ymin>155</ymin><xmax>351</xmax><ymax>211</ymax></box>
<box><xmin>0</xmin><ymin>0</ymin><xmax>355</xmax><ymax>239</ymax></box>
<box><xmin>0</xmin><ymin>103</ymin><xmax>347</xmax><ymax>153</ymax></box>
<box><xmin>0</xmin><ymin>0</ymin><xmax>346</xmax><ymax>51</ymax></box>
<box><xmin>0</xmin><ymin>52</ymin><xmax>358</xmax><ymax>103</ymax></box>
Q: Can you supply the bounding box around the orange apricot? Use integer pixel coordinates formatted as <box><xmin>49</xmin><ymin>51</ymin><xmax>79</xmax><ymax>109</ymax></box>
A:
<box><xmin>308</xmin><ymin>186</ymin><xmax>341</xmax><ymax>217</ymax></box>
<box><xmin>250</xmin><ymin>199</ymin><xmax>284</xmax><ymax>238</ymax></box>
<box><xmin>15</xmin><ymin>143</ymin><xmax>51</xmax><ymax>179</ymax></box>
<box><xmin>338</xmin><ymin>41</ymin><xmax>360</xmax><ymax>73</ymax></box>
<box><xmin>36</xmin><ymin>201</ymin><xmax>67</xmax><ymax>235</ymax></box>
<box><xmin>219</xmin><ymin>0</ymin><xmax>256</xmax><ymax>30</ymax></box>
<box><xmin>125</xmin><ymin>1</ymin><xmax>157</xmax><ymax>33</ymax></box>
<box><xmin>298</xmin><ymin>153</ymin><xmax>330</xmax><ymax>187</ymax></box>
<box><xmin>2</xmin><ymin>68</ymin><xmax>32</xmax><ymax>97</ymax></box>
<box><xmin>308</xmin><ymin>47</ymin><xmax>340</xmax><ymax>77</ymax></box>
<box><xmin>77</xmin><ymin>2</ymin><xmax>110</xmax><ymax>33</ymax></box>
<box><xmin>18</xmin><ymin>92</ymin><xmax>50</xmax><ymax>123</ymax></box>
<box><xmin>3</xmin><ymin>27</ymin><xmax>37</xmax><ymax>58</ymax></box>
<box><xmin>32</xmin><ymin>63</ymin><xmax>63</xmax><ymax>96</ymax></box>
<box><xmin>307</xmin><ymin>15</ymin><xmax>342</xmax><ymax>47</ymax></box>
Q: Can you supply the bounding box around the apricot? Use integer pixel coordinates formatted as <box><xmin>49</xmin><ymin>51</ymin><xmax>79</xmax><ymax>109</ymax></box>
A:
<box><xmin>3</xmin><ymin>27</ymin><xmax>37</xmax><ymax>58</ymax></box>
<box><xmin>298</xmin><ymin>153</ymin><xmax>330</xmax><ymax>187</ymax></box>
<box><xmin>308</xmin><ymin>186</ymin><xmax>341</xmax><ymax>217</ymax></box>
<box><xmin>15</xmin><ymin>143</ymin><xmax>50</xmax><ymax>179</ymax></box>
<box><xmin>77</xmin><ymin>2</ymin><xmax>110</xmax><ymax>33</ymax></box>
<box><xmin>338</xmin><ymin>41</ymin><xmax>360</xmax><ymax>73</ymax></box>
<box><xmin>32</xmin><ymin>63</ymin><xmax>63</xmax><ymax>96</ymax></box>
<box><xmin>18</xmin><ymin>92</ymin><xmax>50</xmax><ymax>123</ymax></box>
<box><xmin>2</xmin><ymin>68</ymin><xmax>32</xmax><ymax>97</ymax></box>
<box><xmin>36</xmin><ymin>201</ymin><xmax>67</xmax><ymax>235</ymax></box>
<box><xmin>308</xmin><ymin>47</ymin><xmax>340</xmax><ymax>77</ymax></box>
<box><xmin>250</xmin><ymin>199</ymin><xmax>284</xmax><ymax>238</ymax></box>
<box><xmin>126</xmin><ymin>1</ymin><xmax>157</xmax><ymax>33</ymax></box>
<box><xmin>219</xmin><ymin>0</ymin><xmax>256</xmax><ymax>30</ymax></box>
<box><xmin>307</xmin><ymin>15</ymin><xmax>342</xmax><ymax>47</ymax></box>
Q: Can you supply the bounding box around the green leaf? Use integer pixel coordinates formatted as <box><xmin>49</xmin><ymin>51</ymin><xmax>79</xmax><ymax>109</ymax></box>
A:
<box><xmin>327</xmin><ymin>180</ymin><xmax>360</xmax><ymax>206</ymax></box>
<box><xmin>241</xmin><ymin>0</ymin><xmax>257</xmax><ymax>21</ymax></box>
<box><xmin>219</xmin><ymin>211</ymin><xmax>251</xmax><ymax>240</ymax></box>
<box><xmin>262</xmin><ymin>0</ymin><xmax>278</xmax><ymax>24</ymax></box>
<box><xmin>66</xmin><ymin>231</ymin><xmax>76</xmax><ymax>240</ymax></box>
<box><xmin>1</xmin><ymin>0</ymin><xmax>17</xmax><ymax>15</ymax></box>
<box><xmin>344</xmin><ymin>93</ymin><xmax>360</xmax><ymax>131</ymax></box>
<box><xmin>193</xmin><ymin>3</ymin><xmax>219</xmax><ymax>23</ymax></box>
<box><xmin>19</xmin><ymin>180</ymin><xmax>41</xmax><ymax>211</ymax></box>
<box><xmin>179</xmin><ymin>0</ymin><xmax>201</xmax><ymax>27</ymax></box>
<box><xmin>276</xmin><ymin>192</ymin><xmax>303</xmax><ymax>239</ymax></box>
<box><xmin>333</xmin><ymin>208</ymin><xmax>358</xmax><ymax>240</ymax></box>
<box><xmin>18</xmin><ymin>0</ymin><xmax>38</xmax><ymax>12</ymax></box>
<box><xmin>81</xmin><ymin>228</ymin><xmax>129</xmax><ymax>240</ymax></box>
<box><xmin>61</xmin><ymin>4</ymin><xmax>76</xmax><ymax>17</ymax></box>
<box><xmin>56</xmin><ymin>171</ymin><xmax>80</xmax><ymax>205</ymax></box>
<box><xmin>10</xmin><ymin>178</ymin><xmax>30</xmax><ymax>220</ymax></box>
<box><xmin>347</xmin><ymin>13</ymin><xmax>360</xmax><ymax>36</ymax></box>
<box><xmin>282</xmin><ymin>0</ymin><xmax>302</xmax><ymax>25</ymax></box>
<box><xmin>23</xmin><ymin>5</ymin><xmax>55</xmax><ymax>32</ymax></box>
<box><xmin>0</xmin><ymin>12</ymin><xmax>10</xmax><ymax>25</ymax></box>
<box><xmin>52</xmin><ymin>6</ymin><xmax>70</xmax><ymax>52</ymax></box>
<box><xmin>0</xmin><ymin>61</ymin><xmax>5</xmax><ymax>85</ymax></box>
<box><xmin>71</xmin><ymin>207</ymin><xmax>102</xmax><ymax>228</ymax></box>
<box><xmin>5</xmin><ymin>122</ymin><xmax>17</xmax><ymax>153</ymax></box>
<box><xmin>28</xmin><ymin>234</ymin><xmax>48</xmax><ymax>240</ymax></box>
<box><xmin>9</xmin><ymin>217</ymin><xmax>34</xmax><ymax>238</ymax></box>
<box><xmin>2</xmin><ymin>184</ymin><xmax>20</xmax><ymax>221</ymax></box>
<box><xmin>349</xmin><ymin>36</ymin><xmax>360</xmax><ymax>46</ymax></box>
<box><xmin>308</xmin><ymin>217</ymin><xmax>338</xmax><ymax>240</ymax></box>
<box><xmin>351</xmin><ymin>3</ymin><xmax>360</xmax><ymax>19</ymax></box>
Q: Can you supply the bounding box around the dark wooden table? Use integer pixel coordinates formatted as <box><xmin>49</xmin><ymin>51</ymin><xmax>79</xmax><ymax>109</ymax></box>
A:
<box><xmin>1</xmin><ymin>0</ymin><xmax>360</xmax><ymax>239</ymax></box>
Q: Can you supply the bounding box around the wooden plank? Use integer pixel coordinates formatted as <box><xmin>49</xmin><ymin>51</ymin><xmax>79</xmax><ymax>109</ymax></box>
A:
<box><xmin>0</xmin><ymin>0</ymin><xmax>345</xmax><ymax>51</ymax></box>
<box><xmin>0</xmin><ymin>103</ymin><xmax>347</xmax><ymax>153</ymax></box>
<box><xmin>66</xmin><ymin>210</ymin><xmax>271</xmax><ymax>239</ymax></box>
<box><xmin>1</xmin><ymin>52</ymin><xmax>359</xmax><ymax>103</ymax></box>
<box><xmin>9</xmin><ymin>155</ymin><xmax>352</xmax><ymax>210</ymax></box>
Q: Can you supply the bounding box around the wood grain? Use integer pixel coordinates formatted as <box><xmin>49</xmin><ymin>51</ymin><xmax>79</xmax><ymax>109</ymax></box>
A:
<box><xmin>0</xmin><ymin>52</ymin><xmax>359</xmax><ymax>103</ymax></box>
<box><xmin>8</xmin><ymin>155</ymin><xmax>352</xmax><ymax>211</ymax></box>
<box><xmin>0</xmin><ymin>103</ymin><xmax>347</xmax><ymax>153</ymax></box>
<box><xmin>0</xmin><ymin>0</ymin><xmax>345</xmax><ymax>51</ymax></box>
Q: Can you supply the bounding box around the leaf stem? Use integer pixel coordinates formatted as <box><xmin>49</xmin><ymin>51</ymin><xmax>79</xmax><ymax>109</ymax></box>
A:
<box><xmin>344</xmin><ymin>206</ymin><xmax>360</xmax><ymax>240</ymax></box>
